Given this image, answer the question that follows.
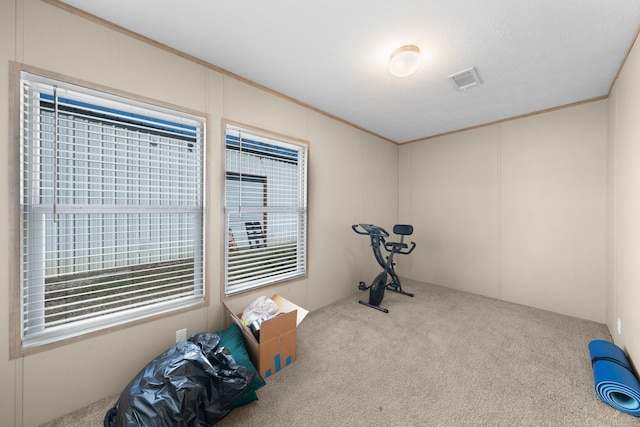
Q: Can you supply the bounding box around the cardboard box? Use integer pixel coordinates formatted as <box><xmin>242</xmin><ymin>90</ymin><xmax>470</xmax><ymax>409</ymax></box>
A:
<box><xmin>224</xmin><ymin>295</ymin><xmax>308</xmax><ymax>378</ymax></box>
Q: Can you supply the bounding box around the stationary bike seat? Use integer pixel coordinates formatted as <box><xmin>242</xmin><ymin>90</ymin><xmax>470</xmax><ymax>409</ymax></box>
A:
<box><xmin>387</xmin><ymin>242</ymin><xmax>408</xmax><ymax>249</ymax></box>
<box><xmin>393</xmin><ymin>224</ymin><xmax>413</xmax><ymax>235</ymax></box>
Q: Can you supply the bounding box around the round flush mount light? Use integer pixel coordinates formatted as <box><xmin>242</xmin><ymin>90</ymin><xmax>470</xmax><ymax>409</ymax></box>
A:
<box><xmin>388</xmin><ymin>45</ymin><xmax>421</xmax><ymax>77</ymax></box>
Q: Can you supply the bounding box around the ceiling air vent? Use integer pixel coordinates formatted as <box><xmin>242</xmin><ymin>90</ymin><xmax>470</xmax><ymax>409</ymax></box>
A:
<box><xmin>448</xmin><ymin>67</ymin><xmax>482</xmax><ymax>90</ymax></box>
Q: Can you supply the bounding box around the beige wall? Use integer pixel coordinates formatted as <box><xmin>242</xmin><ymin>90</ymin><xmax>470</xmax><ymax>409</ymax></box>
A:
<box><xmin>1</xmin><ymin>1</ymin><xmax>17</xmax><ymax>426</ymax></box>
<box><xmin>608</xmin><ymin>34</ymin><xmax>640</xmax><ymax>369</ymax></box>
<box><xmin>0</xmin><ymin>1</ymin><xmax>396</xmax><ymax>425</ymax></box>
<box><xmin>398</xmin><ymin>125</ymin><xmax>501</xmax><ymax>298</ymax></box>
<box><xmin>399</xmin><ymin>100</ymin><xmax>609</xmax><ymax>323</ymax></box>
<box><xmin>500</xmin><ymin>103</ymin><xmax>608</xmax><ymax>321</ymax></box>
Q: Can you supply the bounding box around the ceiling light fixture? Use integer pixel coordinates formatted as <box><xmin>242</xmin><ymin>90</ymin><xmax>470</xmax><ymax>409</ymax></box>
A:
<box><xmin>388</xmin><ymin>45</ymin><xmax>421</xmax><ymax>78</ymax></box>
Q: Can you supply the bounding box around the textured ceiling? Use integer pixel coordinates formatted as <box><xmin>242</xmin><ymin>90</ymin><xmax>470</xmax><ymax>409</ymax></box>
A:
<box><xmin>59</xmin><ymin>0</ymin><xmax>640</xmax><ymax>143</ymax></box>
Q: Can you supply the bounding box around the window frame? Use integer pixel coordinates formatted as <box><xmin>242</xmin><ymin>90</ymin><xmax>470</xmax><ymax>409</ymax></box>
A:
<box><xmin>223</xmin><ymin>121</ymin><xmax>308</xmax><ymax>296</ymax></box>
<box><xmin>10</xmin><ymin>64</ymin><xmax>208</xmax><ymax>357</ymax></box>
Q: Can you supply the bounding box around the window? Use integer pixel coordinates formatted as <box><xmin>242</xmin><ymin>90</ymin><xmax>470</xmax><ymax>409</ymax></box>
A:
<box><xmin>224</xmin><ymin>123</ymin><xmax>308</xmax><ymax>295</ymax></box>
<box><xmin>19</xmin><ymin>72</ymin><xmax>205</xmax><ymax>350</ymax></box>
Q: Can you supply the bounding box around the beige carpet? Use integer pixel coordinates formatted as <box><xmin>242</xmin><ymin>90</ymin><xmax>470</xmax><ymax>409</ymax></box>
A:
<box><xmin>43</xmin><ymin>280</ymin><xmax>639</xmax><ymax>426</ymax></box>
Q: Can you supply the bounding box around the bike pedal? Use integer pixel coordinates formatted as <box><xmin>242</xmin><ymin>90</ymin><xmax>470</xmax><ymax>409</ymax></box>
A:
<box><xmin>358</xmin><ymin>282</ymin><xmax>367</xmax><ymax>291</ymax></box>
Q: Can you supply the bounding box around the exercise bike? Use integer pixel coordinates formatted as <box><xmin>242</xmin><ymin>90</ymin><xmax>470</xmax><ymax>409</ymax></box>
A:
<box><xmin>352</xmin><ymin>223</ymin><xmax>416</xmax><ymax>313</ymax></box>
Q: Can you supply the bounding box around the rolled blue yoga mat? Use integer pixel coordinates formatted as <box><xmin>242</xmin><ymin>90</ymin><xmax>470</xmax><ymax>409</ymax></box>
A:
<box><xmin>588</xmin><ymin>340</ymin><xmax>640</xmax><ymax>416</ymax></box>
<box><xmin>589</xmin><ymin>339</ymin><xmax>632</xmax><ymax>369</ymax></box>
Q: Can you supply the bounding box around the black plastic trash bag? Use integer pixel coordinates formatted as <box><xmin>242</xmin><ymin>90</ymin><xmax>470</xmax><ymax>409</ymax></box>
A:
<box><xmin>104</xmin><ymin>332</ymin><xmax>255</xmax><ymax>427</ymax></box>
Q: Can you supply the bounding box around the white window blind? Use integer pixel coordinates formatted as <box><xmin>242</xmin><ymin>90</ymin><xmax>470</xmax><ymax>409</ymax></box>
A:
<box><xmin>224</xmin><ymin>124</ymin><xmax>307</xmax><ymax>295</ymax></box>
<box><xmin>20</xmin><ymin>72</ymin><xmax>205</xmax><ymax>350</ymax></box>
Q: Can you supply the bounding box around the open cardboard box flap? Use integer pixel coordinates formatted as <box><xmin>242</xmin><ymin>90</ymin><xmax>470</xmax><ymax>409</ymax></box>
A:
<box><xmin>224</xmin><ymin>294</ymin><xmax>308</xmax><ymax>377</ymax></box>
<box><xmin>271</xmin><ymin>294</ymin><xmax>309</xmax><ymax>326</ymax></box>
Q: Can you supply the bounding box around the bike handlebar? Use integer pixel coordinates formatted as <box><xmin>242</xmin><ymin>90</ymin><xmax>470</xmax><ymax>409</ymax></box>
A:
<box><xmin>403</xmin><ymin>241</ymin><xmax>416</xmax><ymax>255</ymax></box>
<box><xmin>353</xmin><ymin>223</ymin><xmax>416</xmax><ymax>255</ymax></box>
<box><xmin>351</xmin><ymin>223</ymin><xmax>389</xmax><ymax>238</ymax></box>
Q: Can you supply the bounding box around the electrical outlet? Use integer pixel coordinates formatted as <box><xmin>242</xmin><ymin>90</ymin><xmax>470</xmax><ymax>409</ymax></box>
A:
<box><xmin>176</xmin><ymin>328</ymin><xmax>187</xmax><ymax>343</ymax></box>
<box><xmin>617</xmin><ymin>318</ymin><xmax>622</xmax><ymax>336</ymax></box>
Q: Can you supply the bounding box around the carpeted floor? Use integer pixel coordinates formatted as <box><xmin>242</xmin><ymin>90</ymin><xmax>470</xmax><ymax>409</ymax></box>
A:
<box><xmin>43</xmin><ymin>280</ymin><xmax>639</xmax><ymax>426</ymax></box>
